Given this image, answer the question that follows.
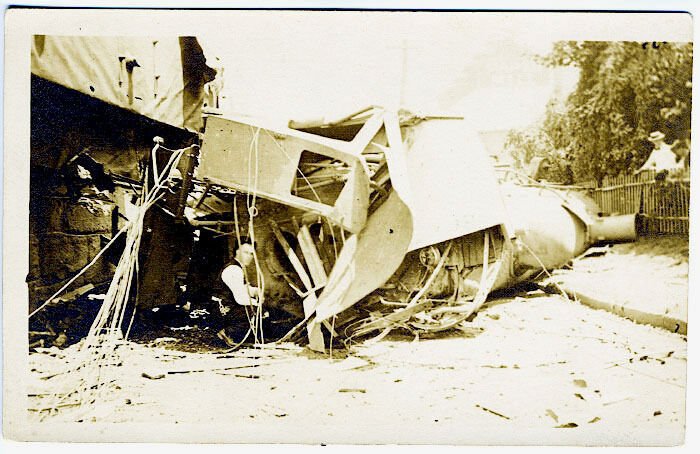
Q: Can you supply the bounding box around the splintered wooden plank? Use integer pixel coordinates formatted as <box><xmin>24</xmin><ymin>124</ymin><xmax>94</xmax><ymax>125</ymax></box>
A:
<box><xmin>347</xmin><ymin>109</ymin><xmax>386</xmax><ymax>156</ymax></box>
<box><xmin>271</xmin><ymin>222</ymin><xmax>326</xmax><ymax>351</ymax></box>
<box><xmin>297</xmin><ymin>224</ymin><xmax>328</xmax><ymax>289</ymax></box>
<box><xmin>297</xmin><ymin>224</ymin><xmax>339</xmax><ymax>344</ymax></box>
<box><xmin>270</xmin><ymin>222</ymin><xmax>313</xmax><ymax>292</ymax></box>
<box><xmin>303</xmin><ymin>295</ymin><xmax>325</xmax><ymax>352</ymax></box>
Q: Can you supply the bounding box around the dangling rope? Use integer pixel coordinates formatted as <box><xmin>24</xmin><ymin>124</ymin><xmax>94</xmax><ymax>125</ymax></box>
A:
<box><xmin>246</xmin><ymin>126</ymin><xmax>266</xmax><ymax>345</ymax></box>
<box><xmin>35</xmin><ymin>142</ymin><xmax>188</xmax><ymax>419</ymax></box>
<box><xmin>213</xmin><ymin>192</ymin><xmax>254</xmax><ymax>354</ymax></box>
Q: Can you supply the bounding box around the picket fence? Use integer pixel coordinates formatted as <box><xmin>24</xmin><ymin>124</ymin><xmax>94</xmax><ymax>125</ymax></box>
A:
<box><xmin>585</xmin><ymin>169</ymin><xmax>690</xmax><ymax>235</ymax></box>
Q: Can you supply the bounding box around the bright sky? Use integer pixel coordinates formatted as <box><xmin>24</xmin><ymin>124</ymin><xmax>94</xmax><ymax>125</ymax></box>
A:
<box><xmin>197</xmin><ymin>11</ymin><xmax>690</xmax><ymax>132</ymax></box>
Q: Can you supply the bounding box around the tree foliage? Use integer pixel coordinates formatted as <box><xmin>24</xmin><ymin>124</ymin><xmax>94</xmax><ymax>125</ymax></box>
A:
<box><xmin>503</xmin><ymin>117</ymin><xmax>573</xmax><ymax>184</ymax></box>
<box><xmin>507</xmin><ymin>41</ymin><xmax>692</xmax><ymax>184</ymax></box>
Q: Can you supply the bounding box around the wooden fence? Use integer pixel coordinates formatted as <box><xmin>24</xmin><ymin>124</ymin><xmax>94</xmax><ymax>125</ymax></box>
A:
<box><xmin>586</xmin><ymin>169</ymin><xmax>690</xmax><ymax>236</ymax></box>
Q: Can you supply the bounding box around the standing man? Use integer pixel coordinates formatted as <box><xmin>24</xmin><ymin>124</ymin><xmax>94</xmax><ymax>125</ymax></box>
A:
<box><xmin>216</xmin><ymin>241</ymin><xmax>261</xmax><ymax>346</ymax></box>
<box><xmin>638</xmin><ymin>131</ymin><xmax>683</xmax><ymax>172</ymax></box>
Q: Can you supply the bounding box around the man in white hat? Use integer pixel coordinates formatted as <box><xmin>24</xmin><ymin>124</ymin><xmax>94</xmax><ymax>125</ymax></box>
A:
<box><xmin>638</xmin><ymin>131</ymin><xmax>683</xmax><ymax>172</ymax></box>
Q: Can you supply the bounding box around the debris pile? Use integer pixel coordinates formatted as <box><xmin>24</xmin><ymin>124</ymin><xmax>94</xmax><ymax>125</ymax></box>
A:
<box><xmin>345</xmin><ymin>238</ymin><xmax>504</xmax><ymax>343</ymax></box>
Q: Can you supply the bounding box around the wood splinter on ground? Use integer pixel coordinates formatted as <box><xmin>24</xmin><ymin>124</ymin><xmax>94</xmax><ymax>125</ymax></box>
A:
<box><xmin>475</xmin><ymin>404</ymin><xmax>510</xmax><ymax>420</ymax></box>
<box><xmin>141</xmin><ymin>372</ymin><xmax>165</xmax><ymax>380</ymax></box>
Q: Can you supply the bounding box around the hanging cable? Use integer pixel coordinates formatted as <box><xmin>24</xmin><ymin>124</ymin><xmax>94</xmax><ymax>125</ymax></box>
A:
<box><xmin>38</xmin><ymin>142</ymin><xmax>188</xmax><ymax>417</ymax></box>
<box><xmin>245</xmin><ymin>126</ymin><xmax>266</xmax><ymax>345</ymax></box>
<box><xmin>28</xmin><ymin>224</ymin><xmax>129</xmax><ymax>319</ymax></box>
<box><xmin>230</xmin><ymin>192</ymin><xmax>258</xmax><ymax>340</ymax></box>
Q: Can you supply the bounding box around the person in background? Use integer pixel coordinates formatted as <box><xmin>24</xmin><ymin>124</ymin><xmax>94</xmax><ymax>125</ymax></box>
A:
<box><xmin>671</xmin><ymin>137</ymin><xmax>691</xmax><ymax>171</ymax></box>
<box><xmin>637</xmin><ymin>131</ymin><xmax>684</xmax><ymax>173</ymax></box>
<box><xmin>216</xmin><ymin>240</ymin><xmax>260</xmax><ymax>345</ymax></box>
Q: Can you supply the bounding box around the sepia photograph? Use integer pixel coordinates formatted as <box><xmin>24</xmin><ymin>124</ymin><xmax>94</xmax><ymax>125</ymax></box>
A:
<box><xmin>2</xmin><ymin>6</ymin><xmax>694</xmax><ymax>446</ymax></box>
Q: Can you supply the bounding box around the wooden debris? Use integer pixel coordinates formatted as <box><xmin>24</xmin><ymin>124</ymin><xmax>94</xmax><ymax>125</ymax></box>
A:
<box><xmin>555</xmin><ymin>422</ymin><xmax>579</xmax><ymax>428</ymax></box>
<box><xmin>332</xmin><ymin>356</ymin><xmax>372</xmax><ymax>371</ymax></box>
<box><xmin>545</xmin><ymin>409</ymin><xmax>559</xmax><ymax>423</ymax></box>
<box><xmin>29</xmin><ymin>339</ymin><xmax>46</xmax><ymax>349</ymax></box>
<box><xmin>141</xmin><ymin>372</ymin><xmax>165</xmax><ymax>380</ymax></box>
<box><xmin>351</xmin><ymin>242</ymin><xmax>454</xmax><ymax>338</ymax></box>
<box><xmin>297</xmin><ymin>224</ymin><xmax>328</xmax><ymax>288</ymax></box>
<box><xmin>271</xmin><ymin>222</ymin><xmax>325</xmax><ymax>351</ymax></box>
<box><xmin>48</xmin><ymin>283</ymin><xmax>95</xmax><ymax>306</ymax></box>
<box><xmin>475</xmin><ymin>404</ymin><xmax>510</xmax><ymax>420</ymax></box>
<box><xmin>166</xmin><ymin>363</ymin><xmax>264</xmax><ymax>375</ymax></box>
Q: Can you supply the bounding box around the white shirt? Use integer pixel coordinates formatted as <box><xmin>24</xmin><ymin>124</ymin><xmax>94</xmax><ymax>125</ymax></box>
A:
<box><xmin>639</xmin><ymin>144</ymin><xmax>683</xmax><ymax>171</ymax></box>
<box><xmin>221</xmin><ymin>264</ymin><xmax>259</xmax><ymax>306</ymax></box>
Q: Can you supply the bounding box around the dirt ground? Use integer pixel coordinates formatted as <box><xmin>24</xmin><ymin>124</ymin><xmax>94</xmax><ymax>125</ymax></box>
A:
<box><xmin>23</xmin><ymin>235</ymin><xmax>689</xmax><ymax>445</ymax></box>
<box><xmin>27</xmin><ymin>290</ymin><xmax>687</xmax><ymax>445</ymax></box>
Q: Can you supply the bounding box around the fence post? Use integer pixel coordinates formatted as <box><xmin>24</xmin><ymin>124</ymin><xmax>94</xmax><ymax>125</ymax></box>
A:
<box><xmin>589</xmin><ymin>171</ymin><xmax>688</xmax><ymax>236</ymax></box>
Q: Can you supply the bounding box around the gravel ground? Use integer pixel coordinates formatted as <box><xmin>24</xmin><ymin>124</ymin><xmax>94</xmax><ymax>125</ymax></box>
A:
<box><xmin>26</xmin><ymin>293</ymin><xmax>687</xmax><ymax>445</ymax></box>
